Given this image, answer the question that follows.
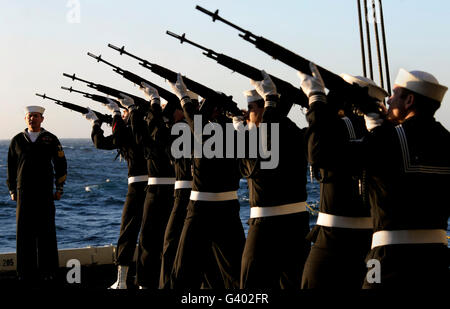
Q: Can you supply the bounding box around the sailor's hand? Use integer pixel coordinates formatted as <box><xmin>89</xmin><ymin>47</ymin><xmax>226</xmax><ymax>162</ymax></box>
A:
<box><xmin>364</xmin><ymin>112</ymin><xmax>384</xmax><ymax>131</ymax></box>
<box><xmin>54</xmin><ymin>187</ymin><xmax>63</xmax><ymax>200</ymax></box>
<box><xmin>10</xmin><ymin>192</ymin><xmax>16</xmax><ymax>201</ymax></box>
<box><xmin>297</xmin><ymin>62</ymin><xmax>326</xmax><ymax>105</ymax></box>
<box><xmin>250</xmin><ymin>70</ymin><xmax>278</xmax><ymax>99</ymax></box>
<box><xmin>140</xmin><ymin>82</ymin><xmax>161</xmax><ymax>104</ymax></box>
<box><xmin>54</xmin><ymin>191</ymin><xmax>62</xmax><ymax>200</ymax></box>
<box><xmin>83</xmin><ymin>107</ymin><xmax>99</xmax><ymax>125</ymax></box>
<box><xmin>119</xmin><ymin>93</ymin><xmax>136</xmax><ymax>110</ymax></box>
<box><xmin>168</xmin><ymin>73</ymin><xmax>189</xmax><ymax>101</ymax></box>
<box><xmin>104</xmin><ymin>98</ymin><xmax>121</xmax><ymax>116</ymax></box>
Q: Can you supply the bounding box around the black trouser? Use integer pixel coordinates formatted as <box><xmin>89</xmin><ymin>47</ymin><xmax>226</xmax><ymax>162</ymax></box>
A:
<box><xmin>240</xmin><ymin>211</ymin><xmax>310</xmax><ymax>289</ymax></box>
<box><xmin>115</xmin><ymin>182</ymin><xmax>147</xmax><ymax>266</ymax></box>
<box><xmin>301</xmin><ymin>227</ymin><xmax>372</xmax><ymax>289</ymax></box>
<box><xmin>171</xmin><ymin>199</ymin><xmax>245</xmax><ymax>289</ymax></box>
<box><xmin>16</xmin><ymin>187</ymin><xmax>59</xmax><ymax>282</ymax></box>
<box><xmin>136</xmin><ymin>184</ymin><xmax>174</xmax><ymax>288</ymax></box>
<box><xmin>159</xmin><ymin>188</ymin><xmax>191</xmax><ymax>288</ymax></box>
<box><xmin>362</xmin><ymin>243</ymin><xmax>450</xmax><ymax>289</ymax></box>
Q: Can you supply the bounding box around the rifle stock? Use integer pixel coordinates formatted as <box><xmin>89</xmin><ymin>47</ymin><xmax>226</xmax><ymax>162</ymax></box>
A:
<box><xmin>35</xmin><ymin>93</ymin><xmax>113</xmax><ymax>124</ymax></box>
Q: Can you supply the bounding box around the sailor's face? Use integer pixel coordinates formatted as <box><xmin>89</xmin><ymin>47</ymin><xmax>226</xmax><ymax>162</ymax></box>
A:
<box><xmin>173</xmin><ymin>108</ymin><xmax>184</xmax><ymax>123</ymax></box>
<box><xmin>248</xmin><ymin>102</ymin><xmax>263</xmax><ymax>126</ymax></box>
<box><xmin>386</xmin><ymin>86</ymin><xmax>409</xmax><ymax>124</ymax></box>
<box><xmin>25</xmin><ymin>112</ymin><xmax>43</xmax><ymax>131</ymax></box>
<box><xmin>122</xmin><ymin>109</ymin><xmax>129</xmax><ymax>121</ymax></box>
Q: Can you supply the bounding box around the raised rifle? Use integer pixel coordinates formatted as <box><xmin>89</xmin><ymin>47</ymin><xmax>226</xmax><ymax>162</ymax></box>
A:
<box><xmin>107</xmin><ymin>43</ymin><xmax>243</xmax><ymax>116</ymax></box>
<box><xmin>62</xmin><ymin>73</ymin><xmax>148</xmax><ymax>108</ymax></box>
<box><xmin>195</xmin><ymin>6</ymin><xmax>382</xmax><ymax>113</ymax></box>
<box><xmin>61</xmin><ymin>86</ymin><xmax>122</xmax><ymax>107</ymax></box>
<box><xmin>35</xmin><ymin>93</ymin><xmax>113</xmax><ymax>125</ymax></box>
<box><xmin>86</xmin><ymin>52</ymin><xmax>179</xmax><ymax>104</ymax></box>
<box><xmin>166</xmin><ymin>30</ymin><xmax>308</xmax><ymax>108</ymax></box>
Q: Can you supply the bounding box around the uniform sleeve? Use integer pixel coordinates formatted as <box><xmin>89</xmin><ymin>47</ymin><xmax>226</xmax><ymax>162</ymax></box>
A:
<box><xmin>53</xmin><ymin>137</ymin><xmax>67</xmax><ymax>191</ymax></box>
<box><xmin>91</xmin><ymin>123</ymin><xmax>116</xmax><ymax>150</ymax></box>
<box><xmin>111</xmin><ymin>115</ymin><xmax>128</xmax><ymax>148</ymax></box>
<box><xmin>6</xmin><ymin>138</ymin><xmax>18</xmax><ymax>194</ymax></box>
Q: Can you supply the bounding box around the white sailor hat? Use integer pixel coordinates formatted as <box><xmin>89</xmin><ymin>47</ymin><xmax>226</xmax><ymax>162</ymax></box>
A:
<box><xmin>340</xmin><ymin>74</ymin><xmax>389</xmax><ymax>102</ymax></box>
<box><xmin>243</xmin><ymin>89</ymin><xmax>263</xmax><ymax>103</ymax></box>
<box><xmin>187</xmin><ymin>90</ymin><xmax>199</xmax><ymax>101</ymax></box>
<box><xmin>25</xmin><ymin>105</ymin><xmax>45</xmax><ymax>115</ymax></box>
<box><xmin>394</xmin><ymin>68</ymin><xmax>447</xmax><ymax>102</ymax></box>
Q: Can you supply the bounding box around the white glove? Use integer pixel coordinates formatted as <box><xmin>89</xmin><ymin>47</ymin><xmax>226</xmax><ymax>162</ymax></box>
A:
<box><xmin>364</xmin><ymin>112</ymin><xmax>384</xmax><ymax>131</ymax></box>
<box><xmin>297</xmin><ymin>62</ymin><xmax>326</xmax><ymax>105</ymax></box>
<box><xmin>104</xmin><ymin>98</ymin><xmax>121</xmax><ymax>116</ymax></box>
<box><xmin>167</xmin><ymin>73</ymin><xmax>189</xmax><ymax>101</ymax></box>
<box><xmin>118</xmin><ymin>93</ymin><xmax>136</xmax><ymax>110</ymax></box>
<box><xmin>140</xmin><ymin>82</ymin><xmax>160</xmax><ymax>104</ymax></box>
<box><xmin>250</xmin><ymin>70</ymin><xmax>277</xmax><ymax>99</ymax></box>
<box><xmin>83</xmin><ymin>107</ymin><xmax>99</xmax><ymax>125</ymax></box>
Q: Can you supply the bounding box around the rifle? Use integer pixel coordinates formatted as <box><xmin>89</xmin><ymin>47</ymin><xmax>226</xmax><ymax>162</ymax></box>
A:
<box><xmin>195</xmin><ymin>6</ymin><xmax>383</xmax><ymax>112</ymax></box>
<box><xmin>86</xmin><ymin>52</ymin><xmax>179</xmax><ymax>104</ymax></box>
<box><xmin>61</xmin><ymin>86</ymin><xmax>122</xmax><ymax>107</ymax></box>
<box><xmin>35</xmin><ymin>93</ymin><xmax>113</xmax><ymax>124</ymax></box>
<box><xmin>166</xmin><ymin>31</ymin><xmax>308</xmax><ymax>108</ymax></box>
<box><xmin>62</xmin><ymin>73</ymin><xmax>148</xmax><ymax>108</ymax></box>
<box><xmin>107</xmin><ymin>43</ymin><xmax>243</xmax><ymax>116</ymax></box>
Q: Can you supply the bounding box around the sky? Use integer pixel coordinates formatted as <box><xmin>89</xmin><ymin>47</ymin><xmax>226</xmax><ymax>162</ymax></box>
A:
<box><xmin>1</xmin><ymin>0</ymin><xmax>449</xmax><ymax>139</ymax></box>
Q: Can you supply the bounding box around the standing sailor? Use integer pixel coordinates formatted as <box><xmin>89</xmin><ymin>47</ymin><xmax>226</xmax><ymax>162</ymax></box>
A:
<box><xmin>168</xmin><ymin>74</ymin><xmax>245</xmax><ymax>289</ymax></box>
<box><xmin>83</xmin><ymin>100</ymin><xmax>148</xmax><ymax>289</ymax></box>
<box><xmin>120</xmin><ymin>86</ymin><xmax>175</xmax><ymax>289</ymax></box>
<box><xmin>299</xmin><ymin>68</ymin><xmax>388</xmax><ymax>288</ymax></box>
<box><xmin>7</xmin><ymin>105</ymin><xmax>67</xmax><ymax>284</ymax></box>
<box><xmin>238</xmin><ymin>71</ymin><xmax>310</xmax><ymax>289</ymax></box>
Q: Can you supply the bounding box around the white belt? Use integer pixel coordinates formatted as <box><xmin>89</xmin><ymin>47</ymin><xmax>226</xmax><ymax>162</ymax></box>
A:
<box><xmin>371</xmin><ymin>229</ymin><xmax>448</xmax><ymax>249</ymax></box>
<box><xmin>175</xmin><ymin>180</ymin><xmax>192</xmax><ymax>190</ymax></box>
<box><xmin>128</xmin><ymin>175</ymin><xmax>148</xmax><ymax>184</ymax></box>
<box><xmin>190</xmin><ymin>191</ymin><xmax>238</xmax><ymax>201</ymax></box>
<box><xmin>147</xmin><ymin>177</ymin><xmax>176</xmax><ymax>185</ymax></box>
<box><xmin>316</xmin><ymin>212</ymin><xmax>373</xmax><ymax>229</ymax></box>
<box><xmin>250</xmin><ymin>201</ymin><xmax>307</xmax><ymax>218</ymax></box>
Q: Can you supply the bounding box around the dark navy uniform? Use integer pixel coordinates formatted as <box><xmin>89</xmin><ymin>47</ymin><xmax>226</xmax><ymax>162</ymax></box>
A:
<box><xmin>91</xmin><ymin>114</ymin><xmax>148</xmax><ymax>267</ymax></box>
<box><xmin>129</xmin><ymin>102</ymin><xmax>175</xmax><ymax>288</ymax></box>
<box><xmin>302</xmin><ymin>99</ymin><xmax>372</xmax><ymax>289</ymax></box>
<box><xmin>171</xmin><ymin>99</ymin><xmax>245</xmax><ymax>289</ymax></box>
<box><xmin>362</xmin><ymin>115</ymin><xmax>450</xmax><ymax>289</ymax></box>
<box><xmin>7</xmin><ymin>128</ymin><xmax>67</xmax><ymax>282</ymax></box>
<box><xmin>239</xmin><ymin>98</ymin><xmax>310</xmax><ymax>289</ymax></box>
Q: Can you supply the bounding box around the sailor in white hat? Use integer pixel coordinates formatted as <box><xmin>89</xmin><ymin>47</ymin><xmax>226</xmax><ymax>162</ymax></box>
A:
<box><xmin>361</xmin><ymin>69</ymin><xmax>449</xmax><ymax>289</ymax></box>
<box><xmin>385</xmin><ymin>68</ymin><xmax>447</xmax><ymax>125</ymax></box>
<box><xmin>24</xmin><ymin>105</ymin><xmax>45</xmax><ymax>142</ymax></box>
<box><xmin>7</xmin><ymin>104</ymin><xmax>67</xmax><ymax>284</ymax></box>
<box><xmin>299</xmin><ymin>72</ymin><xmax>388</xmax><ymax>289</ymax></box>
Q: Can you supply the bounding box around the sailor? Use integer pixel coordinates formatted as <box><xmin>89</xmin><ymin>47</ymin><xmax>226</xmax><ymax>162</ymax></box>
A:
<box><xmin>158</xmin><ymin>90</ymin><xmax>196</xmax><ymax>288</ymax></box>
<box><xmin>83</xmin><ymin>100</ymin><xmax>148</xmax><ymax>289</ymax></box>
<box><xmin>237</xmin><ymin>71</ymin><xmax>310</xmax><ymax>289</ymax></box>
<box><xmin>7</xmin><ymin>105</ymin><xmax>67</xmax><ymax>284</ymax></box>
<box><xmin>299</xmin><ymin>69</ymin><xmax>388</xmax><ymax>288</ymax></box>
<box><xmin>119</xmin><ymin>86</ymin><xmax>175</xmax><ymax>289</ymax></box>
<box><xmin>299</xmin><ymin>65</ymin><xmax>449</xmax><ymax>289</ymax></box>
<box><xmin>168</xmin><ymin>74</ymin><xmax>245</xmax><ymax>289</ymax></box>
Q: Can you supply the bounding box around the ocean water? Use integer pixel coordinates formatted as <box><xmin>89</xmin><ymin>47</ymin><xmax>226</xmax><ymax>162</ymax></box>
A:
<box><xmin>0</xmin><ymin>138</ymin><xmax>321</xmax><ymax>253</ymax></box>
